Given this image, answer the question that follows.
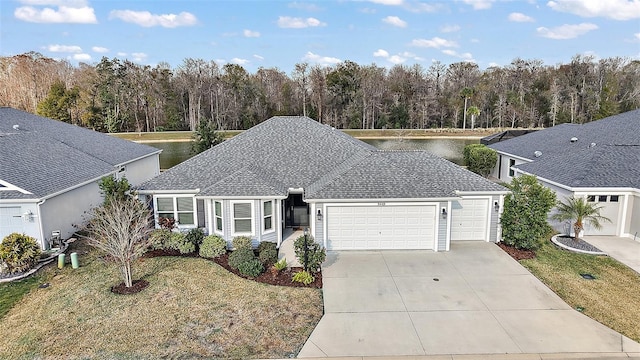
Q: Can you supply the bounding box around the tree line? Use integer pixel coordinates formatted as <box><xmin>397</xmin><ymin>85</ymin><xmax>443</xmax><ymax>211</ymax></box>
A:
<box><xmin>1</xmin><ymin>51</ymin><xmax>638</xmax><ymax>132</ymax></box>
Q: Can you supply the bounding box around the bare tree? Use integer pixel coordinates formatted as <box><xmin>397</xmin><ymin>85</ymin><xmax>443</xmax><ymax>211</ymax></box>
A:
<box><xmin>82</xmin><ymin>197</ymin><xmax>154</xmax><ymax>288</ymax></box>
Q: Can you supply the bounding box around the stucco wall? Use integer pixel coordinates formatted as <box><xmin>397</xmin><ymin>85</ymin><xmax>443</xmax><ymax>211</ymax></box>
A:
<box><xmin>628</xmin><ymin>195</ymin><xmax>640</xmax><ymax>238</ymax></box>
<box><xmin>121</xmin><ymin>155</ymin><xmax>160</xmax><ymax>186</ymax></box>
<box><xmin>492</xmin><ymin>154</ymin><xmax>528</xmax><ymax>182</ymax></box>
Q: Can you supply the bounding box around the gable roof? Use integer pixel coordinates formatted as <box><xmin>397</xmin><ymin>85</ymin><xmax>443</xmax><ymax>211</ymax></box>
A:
<box><xmin>139</xmin><ymin>116</ymin><xmax>506</xmax><ymax>199</ymax></box>
<box><xmin>0</xmin><ymin>107</ymin><xmax>161</xmax><ymax>200</ymax></box>
<box><xmin>489</xmin><ymin>110</ymin><xmax>640</xmax><ymax>190</ymax></box>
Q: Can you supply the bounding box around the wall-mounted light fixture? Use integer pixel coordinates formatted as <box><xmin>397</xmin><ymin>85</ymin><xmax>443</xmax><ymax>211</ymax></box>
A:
<box><xmin>22</xmin><ymin>210</ymin><xmax>34</xmax><ymax>222</ymax></box>
<box><xmin>316</xmin><ymin>209</ymin><xmax>323</xmax><ymax>221</ymax></box>
<box><xmin>494</xmin><ymin>201</ymin><xmax>500</xmax><ymax>212</ymax></box>
<box><xmin>441</xmin><ymin>208</ymin><xmax>447</xmax><ymax>219</ymax></box>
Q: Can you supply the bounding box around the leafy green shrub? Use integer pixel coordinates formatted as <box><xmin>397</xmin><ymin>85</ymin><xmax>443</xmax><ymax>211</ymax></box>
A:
<box><xmin>463</xmin><ymin>143</ymin><xmax>497</xmax><ymax>177</ymax></box>
<box><xmin>149</xmin><ymin>229</ymin><xmax>171</xmax><ymax>250</ymax></box>
<box><xmin>185</xmin><ymin>228</ymin><xmax>205</xmax><ymax>250</ymax></box>
<box><xmin>0</xmin><ymin>233</ymin><xmax>41</xmax><ymax>274</ymax></box>
<box><xmin>273</xmin><ymin>258</ymin><xmax>287</xmax><ymax>271</ymax></box>
<box><xmin>292</xmin><ymin>270</ymin><xmax>314</xmax><ymax>285</ymax></box>
<box><xmin>150</xmin><ymin>230</ymin><xmax>194</xmax><ymax>254</ymax></box>
<box><xmin>501</xmin><ymin>175</ymin><xmax>556</xmax><ymax>250</ymax></box>
<box><xmin>237</xmin><ymin>258</ymin><xmax>264</xmax><ymax>277</ymax></box>
<box><xmin>257</xmin><ymin>241</ymin><xmax>278</xmax><ymax>267</ymax></box>
<box><xmin>232</xmin><ymin>236</ymin><xmax>253</xmax><ymax>250</ymax></box>
<box><xmin>228</xmin><ymin>248</ymin><xmax>256</xmax><ymax>270</ymax></box>
<box><xmin>294</xmin><ymin>234</ymin><xmax>326</xmax><ymax>273</ymax></box>
<box><xmin>199</xmin><ymin>235</ymin><xmax>227</xmax><ymax>258</ymax></box>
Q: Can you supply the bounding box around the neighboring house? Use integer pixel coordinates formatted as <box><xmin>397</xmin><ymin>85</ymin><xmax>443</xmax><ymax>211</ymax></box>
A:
<box><xmin>489</xmin><ymin>110</ymin><xmax>640</xmax><ymax>238</ymax></box>
<box><xmin>137</xmin><ymin>116</ymin><xmax>507</xmax><ymax>251</ymax></box>
<box><xmin>0</xmin><ymin>107</ymin><xmax>161</xmax><ymax>248</ymax></box>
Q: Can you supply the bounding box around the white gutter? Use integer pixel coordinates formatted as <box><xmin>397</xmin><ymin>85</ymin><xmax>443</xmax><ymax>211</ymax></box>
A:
<box><xmin>493</xmin><ymin>150</ymin><xmax>533</xmax><ymax>163</ymax></box>
<box><xmin>455</xmin><ymin>190</ymin><xmax>510</xmax><ymax>196</ymax></box>
<box><xmin>36</xmin><ymin>198</ymin><xmax>46</xmax><ymax>248</ymax></box>
<box><xmin>305</xmin><ymin>197</ymin><xmax>461</xmax><ymax>203</ymax></box>
<box><xmin>137</xmin><ymin>189</ymin><xmax>201</xmax><ymax>195</ymax></box>
<box><xmin>514</xmin><ymin>168</ymin><xmax>640</xmax><ymax>195</ymax></box>
<box><xmin>196</xmin><ymin>195</ymin><xmax>287</xmax><ymax>200</ymax></box>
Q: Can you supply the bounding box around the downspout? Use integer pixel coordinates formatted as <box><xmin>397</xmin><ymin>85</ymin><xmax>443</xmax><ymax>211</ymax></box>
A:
<box><xmin>36</xmin><ymin>198</ymin><xmax>46</xmax><ymax>248</ymax></box>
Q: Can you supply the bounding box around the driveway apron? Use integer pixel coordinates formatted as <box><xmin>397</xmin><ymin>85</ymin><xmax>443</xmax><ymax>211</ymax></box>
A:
<box><xmin>298</xmin><ymin>241</ymin><xmax>640</xmax><ymax>358</ymax></box>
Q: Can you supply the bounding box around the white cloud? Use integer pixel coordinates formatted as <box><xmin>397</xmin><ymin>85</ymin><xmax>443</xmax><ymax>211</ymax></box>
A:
<box><xmin>462</xmin><ymin>0</ymin><xmax>495</xmax><ymax>10</ymax></box>
<box><xmin>302</xmin><ymin>51</ymin><xmax>341</xmax><ymax>66</ymax></box>
<box><xmin>277</xmin><ymin>16</ymin><xmax>326</xmax><ymax>28</ymax></box>
<box><xmin>442</xmin><ymin>49</ymin><xmax>475</xmax><ymax>61</ymax></box>
<box><xmin>288</xmin><ymin>2</ymin><xmax>322</xmax><ymax>11</ymax></box>
<box><xmin>410</xmin><ymin>37</ymin><xmax>457</xmax><ymax>48</ymax></box>
<box><xmin>382</xmin><ymin>15</ymin><xmax>407</xmax><ymax>27</ymax></box>
<box><xmin>440</xmin><ymin>24</ymin><xmax>460</xmax><ymax>33</ymax></box>
<box><xmin>537</xmin><ymin>23</ymin><xmax>598</xmax><ymax>39</ymax></box>
<box><xmin>231</xmin><ymin>58</ymin><xmax>249</xmax><ymax>65</ymax></box>
<box><xmin>547</xmin><ymin>0</ymin><xmax>640</xmax><ymax>20</ymax></box>
<box><xmin>47</xmin><ymin>44</ymin><xmax>81</xmax><ymax>52</ymax></box>
<box><xmin>15</xmin><ymin>0</ymin><xmax>97</xmax><ymax>24</ymax></box>
<box><xmin>253</xmin><ymin>54</ymin><xmax>264</xmax><ymax>60</ymax></box>
<box><xmin>117</xmin><ymin>52</ymin><xmax>127</xmax><ymax>57</ymax></box>
<box><xmin>92</xmin><ymin>46</ymin><xmax>109</xmax><ymax>53</ymax></box>
<box><xmin>508</xmin><ymin>12</ymin><xmax>535</xmax><ymax>22</ymax></box>
<box><xmin>635</xmin><ymin>33</ymin><xmax>640</xmax><ymax>40</ymax></box>
<box><xmin>109</xmin><ymin>10</ymin><xmax>197</xmax><ymax>28</ymax></box>
<box><xmin>243</xmin><ymin>29</ymin><xmax>260</xmax><ymax>37</ymax></box>
<box><xmin>388</xmin><ymin>55</ymin><xmax>406</xmax><ymax>64</ymax></box>
<box><xmin>488</xmin><ymin>62</ymin><xmax>500</xmax><ymax>67</ymax></box>
<box><xmin>373</xmin><ymin>49</ymin><xmax>389</xmax><ymax>57</ymax></box>
<box><xmin>72</xmin><ymin>53</ymin><xmax>91</xmax><ymax>61</ymax></box>
<box><xmin>368</xmin><ymin>0</ymin><xmax>403</xmax><ymax>5</ymax></box>
<box><xmin>131</xmin><ymin>52</ymin><xmax>147</xmax><ymax>62</ymax></box>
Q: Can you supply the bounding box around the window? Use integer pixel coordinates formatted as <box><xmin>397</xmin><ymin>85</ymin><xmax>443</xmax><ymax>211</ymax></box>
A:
<box><xmin>214</xmin><ymin>201</ymin><xmax>223</xmax><ymax>233</ymax></box>
<box><xmin>598</xmin><ymin>195</ymin><xmax>608</xmax><ymax>202</ymax></box>
<box><xmin>508</xmin><ymin>159</ymin><xmax>516</xmax><ymax>177</ymax></box>
<box><xmin>263</xmin><ymin>200</ymin><xmax>274</xmax><ymax>232</ymax></box>
<box><xmin>587</xmin><ymin>195</ymin><xmax>596</xmax><ymax>202</ymax></box>
<box><xmin>156</xmin><ymin>197</ymin><xmax>195</xmax><ymax>226</ymax></box>
<box><xmin>232</xmin><ymin>201</ymin><xmax>253</xmax><ymax>235</ymax></box>
<box><xmin>610</xmin><ymin>195</ymin><xmax>619</xmax><ymax>202</ymax></box>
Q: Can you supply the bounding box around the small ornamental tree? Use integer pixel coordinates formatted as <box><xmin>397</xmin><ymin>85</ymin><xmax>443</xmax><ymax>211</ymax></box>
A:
<box><xmin>0</xmin><ymin>233</ymin><xmax>41</xmax><ymax>274</ymax></box>
<box><xmin>98</xmin><ymin>176</ymin><xmax>131</xmax><ymax>204</ymax></box>
<box><xmin>552</xmin><ymin>197</ymin><xmax>611</xmax><ymax>240</ymax></box>
<box><xmin>82</xmin><ymin>197</ymin><xmax>154</xmax><ymax>288</ymax></box>
<box><xmin>463</xmin><ymin>144</ymin><xmax>497</xmax><ymax>178</ymax></box>
<box><xmin>500</xmin><ymin>175</ymin><xmax>556</xmax><ymax>250</ymax></box>
<box><xmin>191</xmin><ymin>119</ymin><xmax>223</xmax><ymax>155</ymax></box>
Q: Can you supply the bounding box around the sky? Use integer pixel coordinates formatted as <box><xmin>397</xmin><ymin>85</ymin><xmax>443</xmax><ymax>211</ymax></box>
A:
<box><xmin>1</xmin><ymin>0</ymin><xmax>639</xmax><ymax>73</ymax></box>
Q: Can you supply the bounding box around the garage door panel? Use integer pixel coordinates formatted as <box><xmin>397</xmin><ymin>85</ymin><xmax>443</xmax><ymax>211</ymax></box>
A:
<box><xmin>451</xmin><ymin>199</ymin><xmax>488</xmax><ymax>241</ymax></box>
<box><xmin>327</xmin><ymin>205</ymin><xmax>436</xmax><ymax>250</ymax></box>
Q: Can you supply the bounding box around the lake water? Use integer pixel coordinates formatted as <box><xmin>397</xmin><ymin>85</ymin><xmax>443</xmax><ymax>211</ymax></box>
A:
<box><xmin>147</xmin><ymin>137</ymin><xmax>480</xmax><ymax>170</ymax></box>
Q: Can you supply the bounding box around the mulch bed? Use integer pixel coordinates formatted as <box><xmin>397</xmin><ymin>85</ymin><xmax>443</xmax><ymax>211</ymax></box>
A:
<box><xmin>143</xmin><ymin>250</ymin><xmax>322</xmax><ymax>289</ymax></box>
<box><xmin>497</xmin><ymin>242</ymin><xmax>536</xmax><ymax>260</ymax></box>
<box><xmin>111</xmin><ymin>279</ymin><xmax>149</xmax><ymax>295</ymax></box>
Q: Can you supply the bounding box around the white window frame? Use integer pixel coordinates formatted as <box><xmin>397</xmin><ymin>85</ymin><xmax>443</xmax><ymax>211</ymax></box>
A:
<box><xmin>231</xmin><ymin>200</ymin><xmax>254</xmax><ymax>236</ymax></box>
<box><xmin>262</xmin><ymin>200</ymin><xmax>275</xmax><ymax>234</ymax></box>
<box><xmin>214</xmin><ymin>200</ymin><xmax>224</xmax><ymax>234</ymax></box>
<box><xmin>155</xmin><ymin>196</ymin><xmax>196</xmax><ymax>228</ymax></box>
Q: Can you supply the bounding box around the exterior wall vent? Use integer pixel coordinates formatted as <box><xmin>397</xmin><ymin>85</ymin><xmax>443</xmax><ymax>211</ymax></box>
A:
<box><xmin>570</xmin><ymin>137</ymin><xmax>578</xmax><ymax>143</ymax></box>
<box><xmin>534</xmin><ymin>151</ymin><xmax>542</xmax><ymax>158</ymax></box>
<box><xmin>589</xmin><ymin>142</ymin><xmax>596</xmax><ymax>148</ymax></box>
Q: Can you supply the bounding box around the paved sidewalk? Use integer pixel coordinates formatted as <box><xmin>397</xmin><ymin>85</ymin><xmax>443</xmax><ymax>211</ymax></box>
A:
<box><xmin>298</xmin><ymin>242</ymin><xmax>640</xmax><ymax>358</ymax></box>
<box><xmin>584</xmin><ymin>236</ymin><xmax>640</xmax><ymax>274</ymax></box>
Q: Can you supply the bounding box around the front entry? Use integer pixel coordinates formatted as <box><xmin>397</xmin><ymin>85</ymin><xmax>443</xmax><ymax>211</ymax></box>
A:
<box><xmin>284</xmin><ymin>194</ymin><xmax>309</xmax><ymax>228</ymax></box>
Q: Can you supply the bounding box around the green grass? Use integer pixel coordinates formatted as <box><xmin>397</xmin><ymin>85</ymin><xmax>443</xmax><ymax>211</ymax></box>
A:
<box><xmin>521</xmin><ymin>240</ymin><xmax>640</xmax><ymax>342</ymax></box>
<box><xmin>0</xmin><ymin>274</ymin><xmax>47</xmax><ymax>319</ymax></box>
<box><xmin>111</xmin><ymin>130</ymin><xmax>241</xmax><ymax>142</ymax></box>
<box><xmin>0</xmin><ymin>241</ymin><xmax>323</xmax><ymax>359</ymax></box>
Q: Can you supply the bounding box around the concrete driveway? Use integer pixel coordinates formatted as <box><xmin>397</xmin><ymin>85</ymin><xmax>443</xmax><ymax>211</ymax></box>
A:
<box><xmin>298</xmin><ymin>241</ymin><xmax>640</xmax><ymax>358</ymax></box>
<box><xmin>584</xmin><ymin>236</ymin><xmax>640</xmax><ymax>274</ymax></box>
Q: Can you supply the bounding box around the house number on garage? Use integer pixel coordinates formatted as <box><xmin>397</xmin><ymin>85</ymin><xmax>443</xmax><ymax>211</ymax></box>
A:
<box><xmin>377</xmin><ymin>202</ymin><xmax>386</xmax><ymax>206</ymax></box>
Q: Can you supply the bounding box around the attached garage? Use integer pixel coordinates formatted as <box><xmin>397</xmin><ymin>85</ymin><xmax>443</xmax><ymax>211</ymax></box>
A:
<box><xmin>0</xmin><ymin>207</ymin><xmax>24</xmax><ymax>239</ymax></box>
<box><xmin>326</xmin><ymin>205</ymin><xmax>437</xmax><ymax>250</ymax></box>
<box><xmin>450</xmin><ymin>199</ymin><xmax>489</xmax><ymax>241</ymax></box>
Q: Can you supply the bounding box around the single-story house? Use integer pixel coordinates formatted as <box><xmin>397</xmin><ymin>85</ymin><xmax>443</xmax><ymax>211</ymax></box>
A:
<box><xmin>0</xmin><ymin>107</ymin><xmax>162</xmax><ymax>248</ymax></box>
<box><xmin>488</xmin><ymin>110</ymin><xmax>640</xmax><ymax>238</ymax></box>
<box><xmin>137</xmin><ymin>116</ymin><xmax>507</xmax><ymax>251</ymax></box>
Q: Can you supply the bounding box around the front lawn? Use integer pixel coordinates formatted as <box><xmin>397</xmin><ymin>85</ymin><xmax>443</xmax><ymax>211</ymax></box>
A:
<box><xmin>521</xmin><ymin>240</ymin><xmax>640</xmax><ymax>342</ymax></box>
<box><xmin>0</xmin><ymin>243</ymin><xmax>323</xmax><ymax>359</ymax></box>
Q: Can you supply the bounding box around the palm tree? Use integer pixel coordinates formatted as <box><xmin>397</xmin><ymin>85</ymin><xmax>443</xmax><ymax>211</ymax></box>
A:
<box><xmin>467</xmin><ymin>106</ymin><xmax>480</xmax><ymax>129</ymax></box>
<box><xmin>551</xmin><ymin>197</ymin><xmax>611</xmax><ymax>240</ymax></box>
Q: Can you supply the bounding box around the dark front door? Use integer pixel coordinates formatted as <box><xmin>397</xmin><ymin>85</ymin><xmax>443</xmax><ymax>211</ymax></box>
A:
<box><xmin>284</xmin><ymin>193</ymin><xmax>309</xmax><ymax>228</ymax></box>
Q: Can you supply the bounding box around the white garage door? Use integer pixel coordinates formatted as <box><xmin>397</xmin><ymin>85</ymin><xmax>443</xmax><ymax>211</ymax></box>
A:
<box><xmin>0</xmin><ymin>207</ymin><xmax>24</xmax><ymax>241</ymax></box>
<box><xmin>451</xmin><ymin>199</ymin><xmax>488</xmax><ymax>241</ymax></box>
<box><xmin>327</xmin><ymin>205</ymin><xmax>436</xmax><ymax>250</ymax></box>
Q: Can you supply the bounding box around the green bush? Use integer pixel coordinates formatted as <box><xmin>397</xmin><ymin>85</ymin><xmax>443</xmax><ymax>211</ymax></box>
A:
<box><xmin>185</xmin><ymin>228</ymin><xmax>205</xmax><ymax>250</ymax></box>
<box><xmin>149</xmin><ymin>230</ymin><xmax>194</xmax><ymax>254</ymax></box>
<box><xmin>199</xmin><ymin>235</ymin><xmax>227</xmax><ymax>258</ymax></box>
<box><xmin>149</xmin><ymin>229</ymin><xmax>171</xmax><ymax>250</ymax></box>
<box><xmin>292</xmin><ymin>270</ymin><xmax>314</xmax><ymax>285</ymax></box>
<box><xmin>293</xmin><ymin>234</ymin><xmax>326</xmax><ymax>273</ymax></box>
<box><xmin>228</xmin><ymin>248</ymin><xmax>256</xmax><ymax>270</ymax></box>
<box><xmin>237</xmin><ymin>258</ymin><xmax>264</xmax><ymax>277</ymax></box>
<box><xmin>257</xmin><ymin>241</ymin><xmax>278</xmax><ymax>267</ymax></box>
<box><xmin>0</xmin><ymin>233</ymin><xmax>41</xmax><ymax>274</ymax></box>
<box><xmin>273</xmin><ymin>258</ymin><xmax>287</xmax><ymax>271</ymax></box>
<box><xmin>232</xmin><ymin>236</ymin><xmax>253</xmax><ymax>250</ymax></box>
<box><xmin>463</xmin><ymin>143</ymin><xmax>497</xmax><ymax>177</ymax></box>
<box><xmin>501</xmin><ymin>175</ymin><xmax>557</xmax><ymax>250</ymax></box>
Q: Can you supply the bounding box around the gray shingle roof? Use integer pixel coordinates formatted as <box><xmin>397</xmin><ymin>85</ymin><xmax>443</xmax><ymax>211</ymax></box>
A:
<box><xmin>0</xmin><ymin>107</ymin><xmax>161</xmax><ymax>199</ymax></box>
<box><xmin>489</xmin><ymin>110</ymin><xmax>640</xmax><ymax>189</ymax></box>
<box><xmin>139</xmin><ymin>116</ymin><xmax>506</xmax><ymax>199</ymax></box>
